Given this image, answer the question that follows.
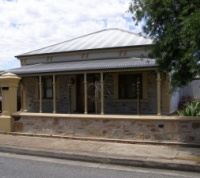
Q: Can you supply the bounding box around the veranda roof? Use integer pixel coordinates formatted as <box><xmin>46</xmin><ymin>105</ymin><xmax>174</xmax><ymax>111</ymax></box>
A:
<box><xmin>8</xmin><ymin>57</ymin><xmax>156</xmax><ymax>75</ymax></box>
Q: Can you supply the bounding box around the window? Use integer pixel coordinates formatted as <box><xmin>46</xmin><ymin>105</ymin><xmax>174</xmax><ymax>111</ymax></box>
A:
<box><xmin>118</xmin><ymin>74</ymin><xmax>142</xmax><ymax>99</ymax></box>
<box><xmin>42</xmin><ymin>76</ymin><xmax>53</xmax><ymax>99</ymax></box>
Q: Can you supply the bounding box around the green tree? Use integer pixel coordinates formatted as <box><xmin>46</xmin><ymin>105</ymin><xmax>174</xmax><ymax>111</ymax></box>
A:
<box><xmin>129</xmin><ymin>0</ymin><xmax>200</xmax><ymax>91</ymax></box>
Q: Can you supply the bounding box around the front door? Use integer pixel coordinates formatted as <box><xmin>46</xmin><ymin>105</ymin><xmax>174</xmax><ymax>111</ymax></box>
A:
<box><xmin>76</xmin><ymin>74</ymin><xmax>95</xmax><ymax>113</ymax></box>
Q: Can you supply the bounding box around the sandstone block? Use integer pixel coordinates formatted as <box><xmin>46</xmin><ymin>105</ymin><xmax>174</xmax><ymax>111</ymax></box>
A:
<box><xmin>165</xmin><ymin>122</ymin><xmax>178</xmax><ymax>133</ymax></box>
<box><xmin>14</xmin><ymin>122</ymin><xmax>23</xmax><ymax>132</ymax></box>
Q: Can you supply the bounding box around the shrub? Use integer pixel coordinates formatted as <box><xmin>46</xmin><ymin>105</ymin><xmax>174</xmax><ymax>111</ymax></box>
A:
<box><xmin>178</xmin><ymin>96</ymin><xmax>195</xmax><ymax>110</ymax></box>
<box><xmin>178</xmin><ymin>101</ymin><xmax>200</xmax><ymax>116</ymax></box>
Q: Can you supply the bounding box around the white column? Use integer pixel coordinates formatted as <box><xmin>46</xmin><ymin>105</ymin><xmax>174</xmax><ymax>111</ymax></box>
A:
<box><xmin>100</xmin><ymin>72</ymin><xmax>104</xmax><ymax>114</ymax></box>
<box><xmin>53</xmin><ymin>75</ymin><xmax>56</xmax><ymax>113</ymax></box>
<box><xmin>39</xmin><ymin>75</ymin><xmax>42</xmax><ymax>113</ymax></box>
<box><xmin>157</xmin><ymin>72</ymin><xmax>161</xmax><ymax>115</ymax></box>
<box><xmin>84</xmin><ymin>73</ymin><xmax>88</xmax><ymax>114</ymax></box>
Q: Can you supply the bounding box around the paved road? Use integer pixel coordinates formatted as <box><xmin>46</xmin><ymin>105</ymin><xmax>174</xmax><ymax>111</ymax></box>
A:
<box><xmin>0</xmin><ymin>152</ymin><xmax>198</xmax><ymax>178</ymax></box>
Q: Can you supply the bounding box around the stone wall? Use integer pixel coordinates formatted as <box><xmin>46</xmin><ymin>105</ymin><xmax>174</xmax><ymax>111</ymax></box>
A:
<box><xmin>25</xmin><ymin>77</ymin><xmax>39</xmax><ymax>112</ymax></box>
<box><xmin>14</xmin><ymin>116</ymin><xmax>200</xmax><ymax>144</ymax></box>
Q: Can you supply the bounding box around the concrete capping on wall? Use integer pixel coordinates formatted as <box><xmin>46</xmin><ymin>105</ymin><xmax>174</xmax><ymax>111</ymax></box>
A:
<box><xmin>12</xmin><ymin>112</ymin><xmax>200</xmax><ymax>121</ymax></box>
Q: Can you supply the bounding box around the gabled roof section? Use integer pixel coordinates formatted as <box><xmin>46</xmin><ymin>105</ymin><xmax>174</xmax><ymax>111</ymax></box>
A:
<box><xmin>16</xmin><ymin>28</ymin><xmax>153</xmax><ymax>57</ymax></box>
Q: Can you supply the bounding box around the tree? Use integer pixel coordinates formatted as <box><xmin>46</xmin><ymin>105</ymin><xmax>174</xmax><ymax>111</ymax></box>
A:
<box><xmin>129</xmin><ymin>0</ymin><xmax>200</xmax><ymax>91</ymax></box>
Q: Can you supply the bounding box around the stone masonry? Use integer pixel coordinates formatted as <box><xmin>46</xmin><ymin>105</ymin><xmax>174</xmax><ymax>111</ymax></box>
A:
<box><xmin>14</xmin><ymin>116</ymin><xmax>200</xmax><ymax>144</ymax></box>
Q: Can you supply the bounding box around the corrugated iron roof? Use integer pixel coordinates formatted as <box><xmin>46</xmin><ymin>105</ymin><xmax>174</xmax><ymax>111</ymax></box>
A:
<box><xmin>8</xmin><ymin>57</ymin><xmax>156</xmax><ymax>75</ymax></box>
<box><xmin>9</xmin><ymin>57</ymin><xmax>156</xmax><ymax>75</ymax></box>
<box><xmin>16</xmin><ymin>28</ymin><xmax>153</xmax><ymax>57</ymax></box>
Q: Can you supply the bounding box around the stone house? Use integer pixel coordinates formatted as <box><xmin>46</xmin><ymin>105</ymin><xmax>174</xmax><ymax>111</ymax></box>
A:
<box><xmin>2</xmin><ymin>28</ymin><xmax>199</xmax><ymax>145</ymax></box>
<box><xmin>8</xmin><ymin>28</ymin><xmax>177</xmax><ymax>115</ymax></box>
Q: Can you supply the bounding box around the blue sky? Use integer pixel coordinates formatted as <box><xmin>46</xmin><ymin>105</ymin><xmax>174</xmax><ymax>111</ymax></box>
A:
<box><xmin>0</xmin><ymin>0</ymin><xmax>142</xmax><ymax>70</ymax></box>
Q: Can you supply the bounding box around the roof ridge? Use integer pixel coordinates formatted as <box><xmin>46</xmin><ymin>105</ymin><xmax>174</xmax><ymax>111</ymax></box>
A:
<box><xmin>112</xmin><ymin>28</ymin><xmax>151</xmax><ymax>39</ymax></box>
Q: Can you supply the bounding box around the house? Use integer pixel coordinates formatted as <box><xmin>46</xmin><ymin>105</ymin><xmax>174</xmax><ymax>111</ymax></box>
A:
<box><xmin>1</xmin><ymin>28</ymin><xmax>200</xmax><ymax>144</ymax></box>
<box><xmin>7</xmin><ymin>28</ymin><xmax>177</xmax><ymax>115</ymax></box>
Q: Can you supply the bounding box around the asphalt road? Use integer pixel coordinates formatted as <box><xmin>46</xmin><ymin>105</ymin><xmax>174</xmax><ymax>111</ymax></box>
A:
<box><xmin>0</xmin><ymin>152</ymin><xmax>199</xmax><ymax>178</ymax></box>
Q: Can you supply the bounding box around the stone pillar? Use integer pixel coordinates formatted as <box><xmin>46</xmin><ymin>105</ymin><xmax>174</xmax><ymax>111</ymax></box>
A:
<box><xmin>84</xmin><ymin>73</ymin><xmax>88</xmax><ymax>114</ymax></box>
<box><xmin>157</xmin><ymin>72</ymin><xmax>161</xmax><ymax>115</ymax></box>
<box><xmin>100</xmin><ymin>72</ymin><xmax>104</xmax><ymax>114</ymax></box>
<box><xmin>0</xmin><ymin>73</ymin><xmax>21</xmax><ymax>132</ymax></box>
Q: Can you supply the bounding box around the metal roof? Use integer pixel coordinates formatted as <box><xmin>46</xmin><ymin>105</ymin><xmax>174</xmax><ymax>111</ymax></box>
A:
<box><xmin>16</xmin><ymin>28</ymin><xmax>153</xmax><ymax>57</ymax></box>
<box><xmin>8</xmin><ymin>57</ymin><xmax>156</xmax><ymax>75</ymax></box>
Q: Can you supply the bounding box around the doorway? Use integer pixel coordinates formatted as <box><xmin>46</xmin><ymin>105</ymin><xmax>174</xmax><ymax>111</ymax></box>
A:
<box><xmin>76</xmin><ymin>74</ymin><xmax>95</xmax><ymax>113</ymax></box>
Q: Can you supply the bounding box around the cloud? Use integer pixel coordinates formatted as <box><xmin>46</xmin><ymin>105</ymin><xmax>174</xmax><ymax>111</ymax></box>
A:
<box><xmin>0</xmin><ymin>0</ymin><xmax>141</xmax><ymax>70</ymax></box>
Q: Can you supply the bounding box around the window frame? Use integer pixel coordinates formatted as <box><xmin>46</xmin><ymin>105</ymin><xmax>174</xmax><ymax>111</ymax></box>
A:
<box><xmin>42</xmin><ymin>76</ymin><xmax>53</xmax><ymax>99</ymax></box>
<box><xmin>112</xmin><ymin>72</ymin><xmax>148</xmax><ymax>101</ymax></box>
<box><xmin>118</xmin><ymin>73</ymin><xmax>143</xmax><ymax>99</ymax></box>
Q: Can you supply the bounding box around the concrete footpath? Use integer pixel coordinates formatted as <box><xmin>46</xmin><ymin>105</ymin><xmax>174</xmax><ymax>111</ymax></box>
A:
<box><xmin>0</xmin><ymin>133</ymin><xmax>200</xmax><ymax>172</ymax></box>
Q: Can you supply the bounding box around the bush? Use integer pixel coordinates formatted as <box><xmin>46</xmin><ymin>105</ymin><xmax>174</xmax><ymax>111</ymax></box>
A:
<box><xmin>178</xmin><ymin>96</ymin><xmax>195</xmax><ymax>110</ymax></box>
<box><xmin>178</xmin><ymin>101</ymin><xmax>200</xmax><ymax>116</ymax></box>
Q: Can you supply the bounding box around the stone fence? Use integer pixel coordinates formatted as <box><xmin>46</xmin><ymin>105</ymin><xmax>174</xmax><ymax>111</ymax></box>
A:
<box><xmin>13</xmin><ymin>113</ymin><xmax>200</xmax><ymax>144</ymax></box>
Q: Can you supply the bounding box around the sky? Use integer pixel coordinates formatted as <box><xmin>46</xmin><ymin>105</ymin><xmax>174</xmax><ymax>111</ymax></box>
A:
<box><xmin>0</xmin><ymin>0</ymin><xmax>142</xmax><ymax>71</ymax></box>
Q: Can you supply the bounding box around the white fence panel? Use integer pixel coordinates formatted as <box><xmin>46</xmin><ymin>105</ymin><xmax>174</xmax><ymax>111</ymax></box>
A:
<box><xmin>180</xmin><ymin>79</ymin><xmax>200</xmax><ymax>100</ymax></box>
